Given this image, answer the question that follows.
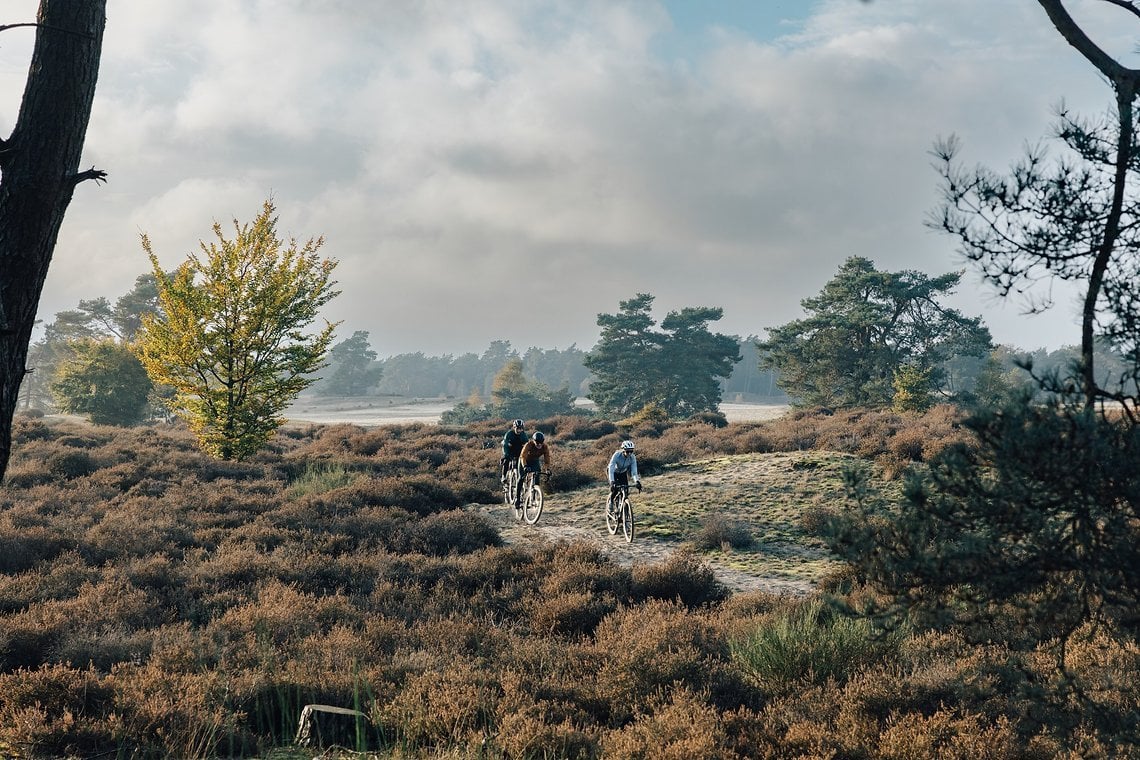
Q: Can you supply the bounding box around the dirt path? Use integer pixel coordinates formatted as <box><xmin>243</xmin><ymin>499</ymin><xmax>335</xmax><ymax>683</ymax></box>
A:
<box><xmin>467</xmin><ymin>452</ymin><xmax>850</xmax><ymax>597</ymax></box>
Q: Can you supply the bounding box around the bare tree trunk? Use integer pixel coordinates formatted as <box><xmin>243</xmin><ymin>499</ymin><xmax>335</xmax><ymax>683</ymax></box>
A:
<box><xmin>0</xmin><ymin>0</ymin><xmax>106</xmax><ymax>479</ymax></box>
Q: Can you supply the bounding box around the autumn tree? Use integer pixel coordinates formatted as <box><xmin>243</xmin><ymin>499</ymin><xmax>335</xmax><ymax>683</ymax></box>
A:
<box><xmin>490</xmin><ymin>357</ymin><xmax>528</xmax><ymax>404</ymax></box>
<box><xmin>441</xmin><ymin>357</ymin><xmax>578</xmax><ymax>424</ymax></box>
<box><xmin>584</xmin><ymin>293</ymin><xmax>740</xmax><ymax>419</ymax></box>
<box><xmin>134</xmin><ymin>200</ymin><xmax>339</xmax><ymax>460</ymax></box>
<box><xmin>0</xmin><ymin>0</ymin><xmax>107</xmax><ymax>479</ymax></box>
<box><xmin>758</xmin><ymin>257</ymin><xmax>991</xmax><ymax>408</ymax></box>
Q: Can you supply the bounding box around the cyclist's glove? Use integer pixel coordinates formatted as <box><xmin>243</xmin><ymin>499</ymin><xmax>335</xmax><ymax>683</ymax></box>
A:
<box><xmin>635</xmin><ymin>481</ymin><xmax>642</xmax><ymax>492</ymax></box>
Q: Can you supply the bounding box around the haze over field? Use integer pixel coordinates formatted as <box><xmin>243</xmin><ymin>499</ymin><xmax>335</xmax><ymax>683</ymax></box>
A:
<box><xmin>3</xmin><ymin>0</ymin><xmax>1136</xmax><ymax>356</ymax></box>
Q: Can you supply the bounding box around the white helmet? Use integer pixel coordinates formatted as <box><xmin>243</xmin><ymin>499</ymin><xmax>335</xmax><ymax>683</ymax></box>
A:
<box><xmin>621</xmin><ymin>440</ymin><xmax>635</xmax><ymax>451</ymax></box>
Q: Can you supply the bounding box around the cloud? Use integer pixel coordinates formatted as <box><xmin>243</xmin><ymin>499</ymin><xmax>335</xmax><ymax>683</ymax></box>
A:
<box><xmin>4</xmin><ymin>0</ymin><xmax>1130</xmax><ymax>355</ymax></box>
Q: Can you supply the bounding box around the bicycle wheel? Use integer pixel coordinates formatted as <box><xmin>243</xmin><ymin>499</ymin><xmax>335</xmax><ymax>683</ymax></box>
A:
<box><xmin>523</xmin><ymin>480</ymin><xmax>544</xmax><ymax>524</ymax></box>
<box><xmin>502</xmin><ymin>468</ymin><xmax>514</xmax><ymax>506</ymax></box>
<box><xmin>620</xmin><ymin>494</ymin><xmax>634</xmax><ymax>543</ymax></box>
<box><xmin>511</xmin><ymin>471</ymin><xmax>523</xmax><ymax>520</ymax></box>
<box><xmin>605</xmin><ymin>492</ymin><xmax>619</xmax><ymax>535</ymax></box>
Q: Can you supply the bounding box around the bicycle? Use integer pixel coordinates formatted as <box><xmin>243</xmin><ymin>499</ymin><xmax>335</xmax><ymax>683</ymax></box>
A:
<box><xmin>605</xmin><ymin>483</ymin><xmax>635</xmax><ymax>543</ymax></box>
<box><xmin>517</xmin><ymin>469</ymin><xmax>548</xmax><ymax>525</ymax></box>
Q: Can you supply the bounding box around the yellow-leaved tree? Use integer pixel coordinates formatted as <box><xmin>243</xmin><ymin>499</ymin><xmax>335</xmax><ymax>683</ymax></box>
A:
<box><xmin>134</xmin><ymin>200</ymin><xmax>339</xmax><ymax>460</ymax></box>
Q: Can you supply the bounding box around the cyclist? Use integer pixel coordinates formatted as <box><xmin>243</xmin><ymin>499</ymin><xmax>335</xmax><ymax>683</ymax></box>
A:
<box><xmin>607</xmin><ymin>439</ymin><xmax>641</xmax><ymax>511</ymax></box>
<box><xmin>516</xmin><ymin>431</ymin><xmax>551</xmax><ymax>506</ymax></box>
<box><xmin>500</xmin><ymin>418</ymin><xmax>528</xmax><ymax>483</ymax></box>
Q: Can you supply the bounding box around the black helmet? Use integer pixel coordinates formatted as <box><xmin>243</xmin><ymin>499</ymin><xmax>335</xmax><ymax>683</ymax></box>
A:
<box><xmin>513</xmin><ymin>419</ymin><xmax>524</xmax><ymax>429</ymax></box>
<box><xmin>532</xmin><ymin>431</ymin><xmax>545</xmax><ymax>443</ymax></box>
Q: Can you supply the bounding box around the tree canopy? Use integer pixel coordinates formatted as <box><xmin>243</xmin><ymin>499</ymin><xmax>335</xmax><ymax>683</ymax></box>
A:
<box><xmin>758</xmin><ymin>257</ymin><xmax>991</xmax><ymax>408</ymax></box>
<box><xmin>51</xmin><ymin>339</ymin><xmax>151</xmax><ymax>426</ymax></box>
<box><xmin>584</xmin><ymin>293</ymin><xmax>740</xmax><ymax>419</ymax></box>
<box><xmin>318</xmin><ymin>330</ymin><xmax>382</xmax><ymax>396</ymax></box>
<box><xmin>134</xmin><ymin>200</ymin><xmax>339</xmax><ymax>460</ymax></box>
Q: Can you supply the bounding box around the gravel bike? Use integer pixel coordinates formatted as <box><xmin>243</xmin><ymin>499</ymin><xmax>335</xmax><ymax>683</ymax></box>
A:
<box><xmin>518</xmin><ymin>469</ymin><xmax>548</xmax><ymax>525</ymax></box>
<box><xmin>605</xmin><ymin>483</ymin><xmax>635</xmax><ymax>543</ymax></box>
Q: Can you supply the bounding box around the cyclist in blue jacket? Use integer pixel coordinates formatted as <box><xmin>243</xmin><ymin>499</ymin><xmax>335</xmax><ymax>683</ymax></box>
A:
<box><xmin>607</xmin><ymin>439</ymin><xmax>641</xmax><ymax>511</ymax></box>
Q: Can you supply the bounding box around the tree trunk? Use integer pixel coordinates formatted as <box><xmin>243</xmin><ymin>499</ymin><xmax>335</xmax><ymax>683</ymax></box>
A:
<box><xmin>0</xmin><ymin>0</ymin><xmax>106</xmax><ymax>479</ymax></box>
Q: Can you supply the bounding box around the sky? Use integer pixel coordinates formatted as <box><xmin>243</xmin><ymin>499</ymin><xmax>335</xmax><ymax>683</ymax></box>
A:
<box><xmin>2</xmin><ymin>0</ymin><xmax>1138</xmax><ymax>358</ymax></box>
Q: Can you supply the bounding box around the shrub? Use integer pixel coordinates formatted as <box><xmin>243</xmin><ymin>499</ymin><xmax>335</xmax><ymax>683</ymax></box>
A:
<box><xmin>45</xmin><ymin>449</ymin><xmax>98</xmax><ymax>479</ymax></box>
<box><xmin>601</xmin><ymin>688</ymin><xmax>737</xmax><ymax>760</ymax></box>
<box><xmin>691</xmin><ymin>514</ymin><xmax>754</xmax><ymax>552</ymax></box>
<box><xmin>728</xmin><ymin>597</ymin><xmax>896</xmax><ymax>693</ymax></box>
<box><xmin>409</xmin><ymin>510</ymin><xmax>502</xmax><ymax>556</ymax></box>
<box><xmin>687</xmin><ymin>410</ymin><xmax>729</xmax><ymax>428</ymax></box>
<box><xmin>631</xmin><ymin>551</ymin><xmax>729</xmax><ymax>608</ymax></box>
<box><xmin>286</xmin><ymin>461</ymin><xmax>360</xmax><ymax>496</ymax></box>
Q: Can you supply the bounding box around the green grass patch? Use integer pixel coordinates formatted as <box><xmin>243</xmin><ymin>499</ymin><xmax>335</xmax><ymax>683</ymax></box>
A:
<box><xmin>286</xmin><ymin>462</ymin><xmax>360</xmax><ymax>496</ymax></box>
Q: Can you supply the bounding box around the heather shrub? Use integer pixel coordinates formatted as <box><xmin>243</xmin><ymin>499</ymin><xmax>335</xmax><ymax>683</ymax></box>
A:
<box><xmin>408</xmin><ymin>510</ymin><xmax>502</xmax><ymax>556</ymax></box>
<box><xmin>108</xmin><ymin>661</ymin><xmax>243</xmax><ymax>759</ymax></box>
<box><xmin>589</xmin><ymin>600</ymin><xmax>738</xmax><ymax>722</ymax></box>
<box><xmin>525</xmin><ymin>542</ymin><xmax>631</xmax><ymax>636</ymax></box>
<box><xmin>375</xmin><ymin>660</ymin><xmax>501</xmax><ymax>749</ymax></box>
<box><xmin>686</xmin><ymin>409</ymin><xmax>729</xmax><ymax>428</ymax></box>
<box><xmin>631</xmin><ymin>551</ymin><xmax>729</xmax><ymax>608</ymax></box>
<box><xmin>328</xmin><ymin>474</ymin><xmax>463</xmax><ymax>514</ymax></box>
<box><xmin>548</xmin><ymin>415</ymin><xmax>617</xmax><ymax>441</ymax></box>
<box><xmin>493</xmin><ymin>709</ymin><xmax>597</xmax><ymax>760</ymax></box>
<box><xmin>0</xmin><ymin>551</ymin><xmax>99</xmax><ymax>612</ymax></box>
<box><xmin>691</xmin><ymin>514</ymin><xmax>754</xmax><ymax>552</ymax></box>
<box><xmin>11</xmin><ymin>416</ymin><xmax>54</xmax><ymax>442</ymax></box>
<box><xmin>45</xmin><ymin>449</ymin><xmax>98</xmax><ymax>479</ymax></box>
<box><xmin>50</xmin><ymin>624</ymin><xmax>153</xmax><ymax>671</ymax></box>
<box><xmin>547</xmin><ymin>462</ymin><xmax>597</xmax><ymax>492</ymax></box>
<box><xmin>601</xmin><ymin>688</ymin><xmax>737</xmax><ymax>760</ymax></box>
<box><xmin>0</xmin><ymin>664</ymin><xmax>116</xmax><ymax>758</ymax></box>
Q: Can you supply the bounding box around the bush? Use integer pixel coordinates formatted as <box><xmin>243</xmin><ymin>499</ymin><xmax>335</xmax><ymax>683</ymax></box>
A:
<box><xmin>691</xmin><ymin>515</ymin><xmax>754</xmax><ymax>552</ymax></box>
<box><xmin>728</xmin><ymin>597</ymin><xmax>895</xmax><ymax>693</ymax></box>
<box><xmin>409</xmin><ymin>511</ymin><xmax>502</xmax><ymax>556</ymax></box>
<box><xmin>631</xmin><ymin>552</ymin><xmax>729</xmax><ymax>608</ymax></box>
<box><xmin>45</xmin><ymin>450</ymin><xmax>98</xmax><ymax>479</ymax></box>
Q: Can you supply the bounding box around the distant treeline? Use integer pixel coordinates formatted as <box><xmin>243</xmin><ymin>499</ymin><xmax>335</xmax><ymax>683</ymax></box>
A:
<box><xmin>316</xmin><ymin>336</ymin><xmax>1123</xmax><ymax>407</ymax></box>
<box><xmin>312</xmin><ymin>337</ymin><xmax>785</xmax><ymax>402</ymax></box>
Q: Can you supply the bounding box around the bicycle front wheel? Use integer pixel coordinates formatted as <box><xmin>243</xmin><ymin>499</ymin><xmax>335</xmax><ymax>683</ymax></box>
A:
<box><xmin>510</xmin><ymin>472</ymin><xmax>522</xmax><ymax>520</ymax></box>
<box><xmin>502</xmin><ymin>471</ymin><xmax>513</xmax><ymax>506</ymax></box>
<box><xmin>523</xmin><ymin>483</ymin><xmax>544</xmax><ymax>524</ymax></box>
<box><xmin>621</xmin><ymin>496</ymin><xmax>634</xmax><ymax>543</ymax></box>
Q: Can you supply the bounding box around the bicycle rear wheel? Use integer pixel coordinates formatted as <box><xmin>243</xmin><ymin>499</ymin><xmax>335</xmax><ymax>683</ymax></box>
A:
<box><xmin>620</xmin><ymin>495</ymin><xmax>634</xmax><ymax>543</ymax></box>
<box><xmin>523</xmin><ymin>482</ymin><xmax>543</xmax><ymax>524</ymax></box>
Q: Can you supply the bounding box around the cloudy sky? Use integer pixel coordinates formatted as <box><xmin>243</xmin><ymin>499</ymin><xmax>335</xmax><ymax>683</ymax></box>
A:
<box><xmin>2</xmin><ymin>0</ymin><xmax>1136</xmax><ymax>357</ymax></box>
